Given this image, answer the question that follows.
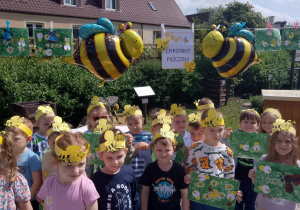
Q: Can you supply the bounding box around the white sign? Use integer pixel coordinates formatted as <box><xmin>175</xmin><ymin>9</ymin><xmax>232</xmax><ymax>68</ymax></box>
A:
<box><xmin>261</xmin><ymin>89</ymin><xmax>300</xmax><ymax>101</ymax></box>
<box><xmin>162</xmin><ymin>29</ymin><xmax>194</xmax><ymax>69</ymax></box>
<box><xmin>134</xmin><ymin>86</ymin><xmax>155</xmax><ymax>97</ymax></box>
<box><xmin>142</xmin><ymin>98</ymin><xmax>149</xmax><ymax>104</ymax></box>
<box><xmin>296</xmin><ymin>50</ymin><xmax>300</xmax><ymax>62</ymax></box>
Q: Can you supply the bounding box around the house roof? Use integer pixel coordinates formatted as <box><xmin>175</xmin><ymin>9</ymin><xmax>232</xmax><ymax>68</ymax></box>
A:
<box><xmin>0</xmin><ymin>0</ymin><xmax>190</xmax><ymax>28</ymax></box>
<box><xmin>185</xmin><ymin>12</ymin><xmax>210</xmax><ymax>24</ymax></box>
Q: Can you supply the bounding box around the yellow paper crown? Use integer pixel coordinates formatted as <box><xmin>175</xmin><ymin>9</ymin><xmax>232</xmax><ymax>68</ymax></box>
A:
<box><xmin>151</xmin><ymin>109</ymin><xmax>172</xmax><ymax>126</ymax></box>
<box><xmin>241</xmin><ymin>109</ymin><xmax>260</xmax><ymax>117</ymax></box>
<box><xmin>153</xmin><ymin>123</ymin><xmax>176</xmax><ymax>144</ymax></box>
<box><xmin>170</xmin><ymin>104</ymin><xmax>186</xmax><ymax>117</ymax></box>
<box><xmin>123</xmin><ymin>105</ymin><xmax>142</xmax><ymax>118</ymax></box>
<box><xmin>201</xmin><ymin>109</ymin><xmax>225</xmax><ymax>127</ymax></box>
<box><xmin>5</xmin><ymin>116</ymin><xmax>33</xmax><ymax>136</ymax></box>
<box><xmin>35</xmin><ymin>105</ymin><xmax>54</xmax><ymax>121</ymax></box>
<box><xmin>0</xmin><ymin>131</ymin><xmax>5</xmax><ymax>145</ymax></box>
<box><xmin>87</xmin><ymin>96</ymin><xmax>106</xmax><ymax>114</ymax></box>
<box><xmin>194</xmin><ymin>100</ymin><xmax>215</xmax><ymax>111</ymax></box>
<box><xmin>54</xmin><ymin>134</ymin><xmax>90</xmax><ymax>165</ymax></box>
<box><xmin>47</xmin><ymin>116</ymin><xmax>70</xmax><ymax>136</ymax></box>
<box><xmin>99</xmin><ymin>131</ymin><xmax>126</xmax><ymax>152</ymax></box>
<box><xmin>94</xmin><ymin>118</ymin><xmax>113</xmax><ymax>133</ymax></box>
<box><xmin>264</xmin><ymin>108</ymin><xmax>282</xmax><ymax>119</ymax></box>
<box><xmin>272</xmin><ymin>119</ymin><xmax>296</xmax><ymax>136</ymax></box>
<box><xmin>188</xmin><ymin>112</ymin><xmax>202</xmax><ymax>123</ymax></box>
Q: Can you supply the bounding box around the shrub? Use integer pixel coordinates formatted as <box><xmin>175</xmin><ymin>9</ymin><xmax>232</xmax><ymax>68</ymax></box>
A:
<box><xmin>250</xmin><ymin>95</ymin><xmax>263</xmax><ymax>113</ymax></box>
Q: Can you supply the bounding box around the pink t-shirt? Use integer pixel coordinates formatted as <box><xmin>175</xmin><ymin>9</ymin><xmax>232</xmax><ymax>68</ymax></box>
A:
<box><xmin>38</xmin><ymin>175</ymin><xmax>99</xmax><ymax>210</ymax></box>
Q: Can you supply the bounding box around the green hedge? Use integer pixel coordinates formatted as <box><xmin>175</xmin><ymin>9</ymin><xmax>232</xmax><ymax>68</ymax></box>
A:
<box><xmin>0</xmin><ymin>57</ymin><xmax>204</xmax><ymax>128</ymax></box>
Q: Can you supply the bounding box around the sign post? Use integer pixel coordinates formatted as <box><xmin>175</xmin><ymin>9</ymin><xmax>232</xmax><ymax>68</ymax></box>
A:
<box><xmin>134</xmin><ymin>86</ymin><xmax>155</xmax><ymax>124</ymax></box>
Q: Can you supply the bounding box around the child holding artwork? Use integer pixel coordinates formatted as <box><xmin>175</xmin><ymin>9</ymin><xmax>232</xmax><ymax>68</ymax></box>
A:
<box><xmin>124</xmin><ymin>105</ymin><xmax>152</xmax><ymax>202</ymax></box>
<box><xmin>249</xmin><ymin>119</ymin><xmax>299</xmax><ymax>210</ymax></box>
<box><xmin>140</xmin><ymin>123</ymin><xmax>189</xmax><ymax>210</ymax></box>
<box><xmin>194</xmin><ymin>98</ymin><xmax>215</xmax><ymax>113</ymax></box>
<box><xmin>5</xmin><ymin>116</ymin><xmax>42</xmax><ymax>210</ymax></box>
<box><xmin>42</xmin><ymin>116</ymin><xmax>70</xmax><ymax>181</ymax></box>
<box><xmin>0</xmin><ymin>131</ymin><xmax>32</xmax><ymax>210</ymax></box>
<box><xmin>170</xmin><ymin>104</ymin><xmax>193</xmax><ymax>147</ymax></box>
<box><xmin>86</xmin><ymin>96</ymin><xmax>108</xmax><ymax>133</ymax></box>
<box><xmin>185</xmin><ymin>109</ymin><xmax>241</xmax><ymax>210</ymax></box>
<box><xmin>234</xmin><ymin>109</ymin><xmax>261</xmax><ymax>210</ymax></box>
<box><xmin>258</xmin><ymin>108</ymin><xmax>282</xmax><ymax>135</ymax></box>
<box><xmin>92</xmin><ymin>129</ymin><xmax>139</xmax><ymax>210</ymax></box>
<box><xmin>27</xmin><ymin>105</ymin><xmax>55</xmax><ymax>160</ymax></box>
<box><xmin>188</xmin><ymin>112</ymin><xmax>205</xmax><ymax>142</ymax></box>
<box><xmin>38</xmin><ymin>132</ymin><xmax>99</xmax><ymax>209</ymax></box>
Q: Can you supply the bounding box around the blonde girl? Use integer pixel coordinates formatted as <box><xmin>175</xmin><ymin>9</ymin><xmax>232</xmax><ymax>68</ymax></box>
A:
<box><xmin>249</xmin><ymin>119</ymin><xmax>299</xmax><ymax>210</ymax></box>
<box><xmin>38</xmin><ymin>132</ymin><xmax>99</xmax><ymax>210</ymax></box>
<box><xmin>258</xmin><ymin>108</ymin><xmax>282</xmax><ymax>134</ymax></box>
<box><xmin>0</xmin><ymin>131</ymin><xmax>32</xmax><ymax>210</ymax></box>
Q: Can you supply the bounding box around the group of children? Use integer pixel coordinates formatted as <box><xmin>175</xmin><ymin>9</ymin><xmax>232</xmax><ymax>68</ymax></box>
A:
<box><xmin>0</xmin><ymin>96</ymin><xmax>299</xmax><ymax>210</ymax></box>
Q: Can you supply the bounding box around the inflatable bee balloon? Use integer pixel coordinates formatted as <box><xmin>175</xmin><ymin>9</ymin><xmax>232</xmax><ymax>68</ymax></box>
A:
<box><xmin>202</xmin><ymin>22</ymin><xmax>260</xmax><ymax>78</ymax></box>
<box><xmin>64</xmin><ymin>17</ymin><xmax>143</xmax><ymax>86</ymax></box>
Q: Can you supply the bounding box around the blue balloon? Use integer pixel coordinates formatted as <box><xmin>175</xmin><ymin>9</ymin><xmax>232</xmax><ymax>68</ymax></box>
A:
<box><xmin>79</xmin><ymin>17</ymin><xmax>115</xmax><ymax>40</ymax></box>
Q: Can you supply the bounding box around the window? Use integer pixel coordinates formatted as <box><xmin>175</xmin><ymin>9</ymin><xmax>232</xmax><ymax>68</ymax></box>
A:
<box><xmin>26</xmin><ymin>23</ymin><xmax>43</xmax><ymax>37</ymax></box>
<box><xmin>153</xmin><ymin>31</ymin><xmax>161</xmax><ymax>43</ymax></box>
<box><xmin>72</xmin><ymin>26</ymin><xmax>80</xmax><ymax>39</ymax></box>
<box><xmin>64</xmin><ymin>0</ymin><xmax>77</xmax><ymax>6</ymax></box>
<box><xmin>106</xmin><ymin>0</ymin><xmax>116</xmax><ymax>10</ymax></box>
<box><xmin>148</xmin><ymin>2</ymin><xmax>157</xmax><ymax>11</ymax></box>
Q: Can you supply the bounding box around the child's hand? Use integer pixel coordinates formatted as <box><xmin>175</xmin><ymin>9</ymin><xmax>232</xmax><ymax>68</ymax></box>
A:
<box><xmin>126</xmin><ymin>134</ymin><xmax>134</xmax><ymax>146</ymax></box>
<box><xmin>185</xmin><ymin>146</ymin><xmax>190</xmax><ymax>156</ymax></box>
<box><xmin>138</xmin><ymin>142</ymin><xmax>150</xmax><ymax>151</ymax></box>
<box><xmin>248</xmin><ymin>169</ymin><xmax>256</xmax><ymax>183</ymax></box>
<box><xmin>184</xmin><ymin>174</ymin><xmax>191</xmax><ymax>184</ymax></box>
<box><xmin>223</xmin><ymin>127</ymin><xmax>232</xmax><ymax>139</ymax></box>
<box><xmin>236</xmin><ymin>190</ymin><xmax>243</xmax><ymax>203</ymax></box>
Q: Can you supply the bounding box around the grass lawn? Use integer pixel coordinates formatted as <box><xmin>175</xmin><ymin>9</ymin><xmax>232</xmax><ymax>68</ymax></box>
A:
<box><xmin>142</xmin><ymin>98</ymin><xmax>251</xmax><ymax>132</ymax></box>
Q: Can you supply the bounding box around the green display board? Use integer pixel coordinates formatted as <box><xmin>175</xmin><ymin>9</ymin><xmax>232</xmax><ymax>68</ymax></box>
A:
<box><xmin>281</xmin><ymin>28</ymin><xmax>300</xmax><ymax>50</ymax></box>
<box><xmin>255</xmin><ymin>160</ymin><xmax>300</xmax><ymax>203</ymax></box>
<box><xmin>82</xmin><ymin>133</ymin><xmax>104</xmax><ymax>165</ymax></box>
<box><xmin>0</xmin><ymin>28</ymin><xmax>30</xmax><ymax>56</ymax></box>
<box><xmin>229</xmin><ymin>131</ymin><xmax>269</xmax><ymax>159</ymax></box>
<box><xmin>151</xmin><ymin>133</ymin><xmax>186</xmax><ymax>164</ymax></box>
<box><xmin>34</xmin><ymin>29</ymin><xmax>73</xmax><ymax>56</ymax></box>
<box><xmin>188</xmin><ymin>172</ymin><xmax>240</xmax><ymax>209</ymax></box>
<box><xmin>255</xmin><ymin>28</ymin><xmax>281</xmax><ymax>51</ymax></box>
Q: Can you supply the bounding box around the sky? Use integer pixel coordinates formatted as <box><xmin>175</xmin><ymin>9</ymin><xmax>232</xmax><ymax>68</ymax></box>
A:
<box><xmin>175</xmin><ymin>0</ymin><xmax>300</xmax><ymax>24</ymax></box>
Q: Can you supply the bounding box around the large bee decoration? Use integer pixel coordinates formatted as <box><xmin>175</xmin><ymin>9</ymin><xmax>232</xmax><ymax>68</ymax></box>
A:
<box><xmin>64</xmin><ymin>17</ymin><xmax>143</xmax><ymax>86</ymax></box>
<box><xmin>202</xmin><ymin>22</ymin><xmax>260</xmax><ymax>80</ymax></box>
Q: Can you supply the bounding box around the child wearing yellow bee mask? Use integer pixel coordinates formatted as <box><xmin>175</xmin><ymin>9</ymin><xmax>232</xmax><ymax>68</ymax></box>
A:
<box><xmin>86</xmin><ymin>96</ymin><xmax>108</xmax><ymax>133</ymax></box>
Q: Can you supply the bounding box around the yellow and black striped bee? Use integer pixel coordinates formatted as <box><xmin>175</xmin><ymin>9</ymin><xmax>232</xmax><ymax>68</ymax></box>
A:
<box><xmin>64</xmin><ymin>18</ymin><xmax>143</xmax><ymax>86</ymax></box>
<box><xmin>202</xmin><ymin>24</ymin><xmax>260</xmax><ymax>79</ymax></box>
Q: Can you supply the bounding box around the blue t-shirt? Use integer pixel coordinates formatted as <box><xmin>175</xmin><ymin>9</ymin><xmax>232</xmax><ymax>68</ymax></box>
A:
<box><xmin>92</xmin><ymin>165</ymin><xmax>139</xmax><ymax>210</ymax></box>
<box><xmin>127</xmin><ymin>131</ymin><xmax>152</xmax><ymax>178</ymax></box>
<box><xmin>17</xmin><ymin>148</ymin><xmax>41</xmax><ymax>188</ymax></box>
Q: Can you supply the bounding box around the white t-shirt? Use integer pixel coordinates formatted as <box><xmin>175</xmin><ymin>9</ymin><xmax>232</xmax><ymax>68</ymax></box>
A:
<box><xmin>183</xmin><ymin>130</ymin><xmax>193</xmax><ymax>147</ymax></box>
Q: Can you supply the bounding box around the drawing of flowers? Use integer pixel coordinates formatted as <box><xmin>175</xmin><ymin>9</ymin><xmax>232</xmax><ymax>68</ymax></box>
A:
<box><xmin>6</xmin><ymin>46</ymin><xmax>14</xmax><ymax>54</ymax></box>
<box><xmin>210</xmin><ymin>180</ymin><xmax>218</xmax><ymax>187</ymax></box>
<box><xmin>225</xmin><ymin>184</ymin><xmax>233</xmax><ymax>190</ymax></box>
<box><xmin>197</xmin><ymin>182</ymin><xmax>204</xmax><ymax>187</ymax></box>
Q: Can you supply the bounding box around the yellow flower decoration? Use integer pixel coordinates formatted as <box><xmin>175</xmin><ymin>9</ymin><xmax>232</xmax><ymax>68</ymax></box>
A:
<box><xmin>201</xmin><ymin>109</ymin><xmax>225</xmax><ymax>127</ymax></box>
<box><xmin>123</xmin><ymin>105</ymin><xmax>142</xmax><ymax>118</ymax></box>
<box><xmin>254</xmin><ymin>142</ymin><xmax>259</xmax><ymax>146</ymax></box>
<box><xmin>87</xmin><ymin>96</ymin><xmax>106</xmax><ymax>114</ymax></box>
<box><xmin>5</xmin><ymin>116</ymin><xmax>32</xmax><ymax>136</ymax></box>
<box><xmin>188</xmin><ymin>112</ymin><xmax>202</xmax><ymax>123</ymax></box>
<box><xmin>47</xmin><ymin>116</ymin><xmax>70</xmax><ymax>136</ymax></box>
<box><xmin>35</xmin><ymin>105</ymin><xmax>54</xmax><ymax>121</ymax></box>
<box><xmin>272</xmin><ymin>119</ymin><xmax>296</xmax><ymax>136</ymax></box>
<box><xmin>170</xmin><ymin>104</ymin><xmax>186</xmax><ymax>116</ymax></box>
<box><xmin>153</xmin><ymin>123</ymin><xmax>176</xmax><ymax>144</ymax></box>
<box><xmin>55</xmin><ymin>134</ymin><xmax>90</xmax><ymax>165</ymax></box>
<box><xmin>151</xmin><ymin>109</ymin><xmax>172</xmax><ymax>126</ymax></box>
<box><xmin>99</xmin><ymin>131</ymin><xmax>126</xmax><ymax>152</ymax></box>
<box><xmin>94</xmin><ymin>119</ymin><xmax>112</xmax><ymax>133</ymax></box>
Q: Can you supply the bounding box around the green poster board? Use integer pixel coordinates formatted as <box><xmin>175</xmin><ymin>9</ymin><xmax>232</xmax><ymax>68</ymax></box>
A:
<box><xmin>255</xmin><ymin>28</ymin><xmax>281</xmax><ymax>51</ymax></box>
<box><xmin>188</xmin><ymin>172</ymin><xmax>240</xmax><ymax>209</ymax></box>
<box><xmin>255</xmin><ymin>160</ymin><xmax>300</xmax><ymax>203</ymax></box>
<box><xmin>151</xmin><ymin>133</ymin><xmax>186</xmax><ymax>164</ymax></box>
<box><xmin>34</xmin><ymin>29</ymin><xmax>73</xmax><ymax>56</ymax></box>
<box><xmin>82</xmin><ymin>133</ymin><xmax>104</xmax><ymax>165</ymax></box>
<box><xmin>0</xmin><ymin>28</ymin><xmax>30</xmax><ymax>56</ymax></box>
<box><xmin>229</xmin><ymin>131</ymin><xmax>269</xmax><ymax>159</ymax></box>
<box><xmin>281</xmin><ymin>28</ymin><xmax>300</xmax><ymax>50</ymax></box>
